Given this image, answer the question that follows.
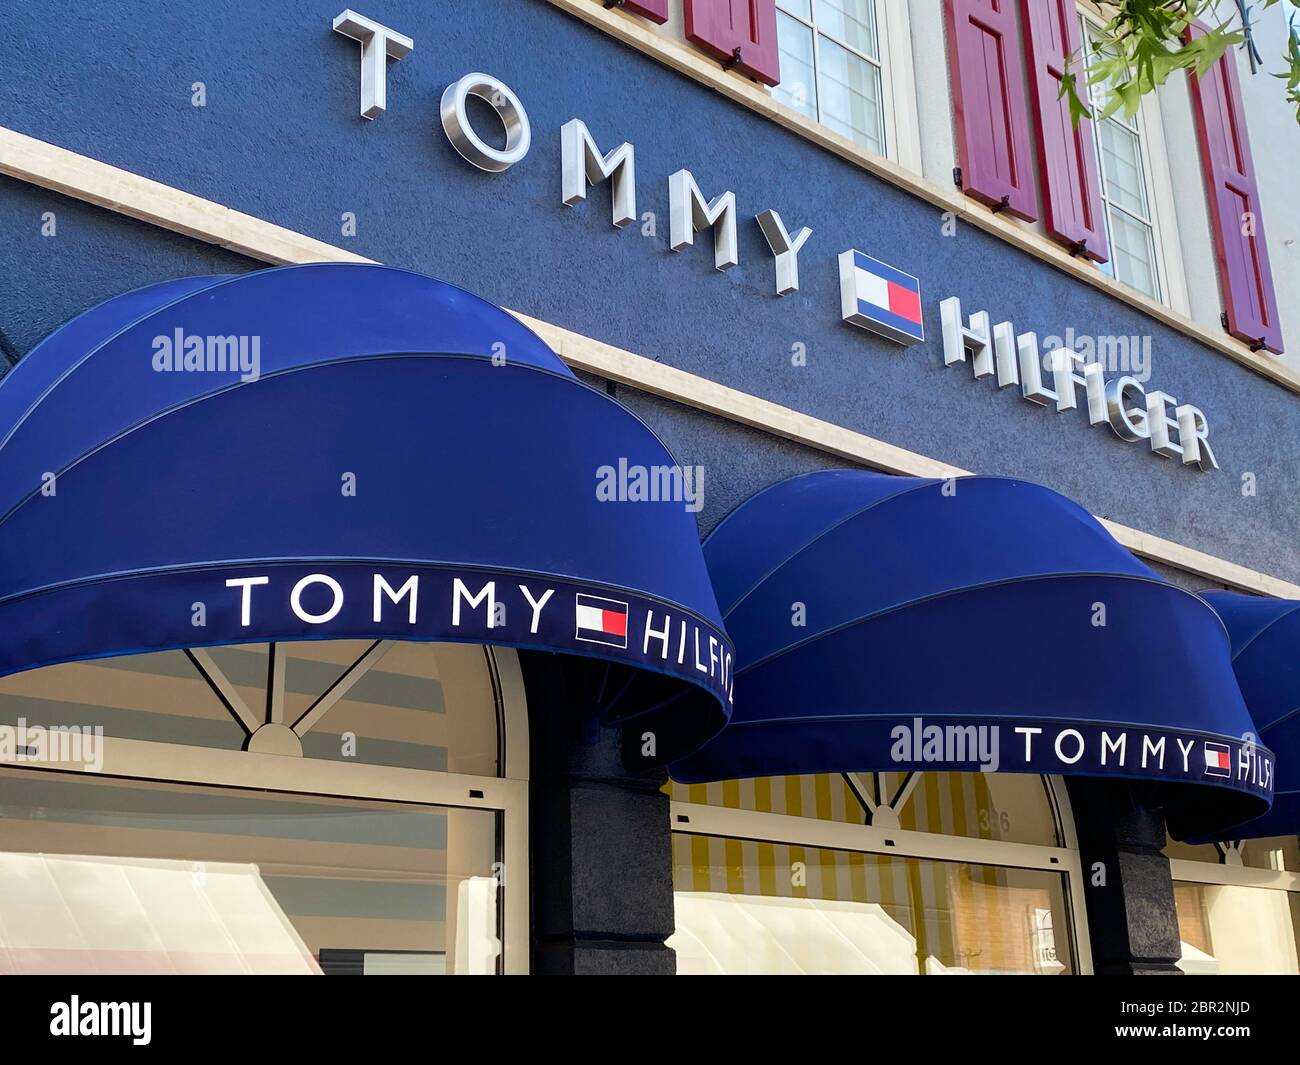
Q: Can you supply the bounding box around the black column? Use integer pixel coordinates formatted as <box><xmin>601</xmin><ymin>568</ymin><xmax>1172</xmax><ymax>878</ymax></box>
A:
<box><xmin>521</xmin><ymin>652</ymin><xmax>677</xmax><ymax>975</ymax></box>
<box><xmin>1065</xmin><ymin>778</ymin><xmax>1183</xmax><ymax>975</ymax></box>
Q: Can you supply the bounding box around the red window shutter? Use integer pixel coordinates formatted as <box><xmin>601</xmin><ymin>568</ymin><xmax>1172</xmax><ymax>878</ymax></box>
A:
<box><xmin>1021</xmin><ymin>0</ymin><xmax>1108</xmax><ymax>261</ymax></box>
<box><xmin>1185</xmin><ymin>25</ymin><xmax>1283</xmax><ymax>353</ymax></box>
<box><xmin>944</xmin><ymin>0</ymin><xmax>1037</xmax><ymax>220</ymax></box>
<box><xmin>619</xmin><ymin>0</ymin><xmax>669</xmax><ymax>23</ymax></box>
<box><xmin>684</xmin><ymin>0</ymin><xmax>781</xmax><ymax>87</ymax></box>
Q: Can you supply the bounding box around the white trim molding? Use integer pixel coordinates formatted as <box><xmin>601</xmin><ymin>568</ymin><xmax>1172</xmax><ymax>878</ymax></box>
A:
<box><xmin>1136</xmin><ymin>80</ymin><xmax>1191</xmax><ymax>316</ymax></box>
<box><xmin>1169</xmin><ymin>857</ymin><xmax>1300</xmax><ymax>894</ymax></box>
<box><xmin>877</xmin><ymin>0</ymin><xmax>923</xmax><ymax>174</ymax></box>
<box><xmin>2</xmin><ymin>125</ymin><xmax>1297</xmax><ymax>600</ymax></box>
<box><xmin>672</xmin><ymin>800</ymin><xmax>1077</xmax><ymax>872</ymax></box>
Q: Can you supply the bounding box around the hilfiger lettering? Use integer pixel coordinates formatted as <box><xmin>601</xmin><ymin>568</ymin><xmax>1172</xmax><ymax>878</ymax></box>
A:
<box><xmin>222</xmin><ymin>570</ymin><xmax>733</xmax><ymax>704</ymax></box>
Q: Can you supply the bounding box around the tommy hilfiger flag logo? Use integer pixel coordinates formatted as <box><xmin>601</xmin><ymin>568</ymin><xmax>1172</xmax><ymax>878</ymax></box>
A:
<box><xmin>574</xmin><ymin>594</ymin><xmax>629</xmax><ymax>649</ymax></box>
<box><xmin>838</xmin><ymin>249</ymin><xmax>924</xmax><ymax>345</ymax></box>
<box><xmin>1203</xmin><ymin>742</ymin><xmax>1232</xmax><ymax>778</ymax></box>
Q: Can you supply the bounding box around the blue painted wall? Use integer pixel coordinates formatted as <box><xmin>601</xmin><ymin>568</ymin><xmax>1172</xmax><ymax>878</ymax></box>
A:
<box><xmin>2</xmin><ymin>0</ymin><xmax>1297</xmax><ymax>581</ymax></box>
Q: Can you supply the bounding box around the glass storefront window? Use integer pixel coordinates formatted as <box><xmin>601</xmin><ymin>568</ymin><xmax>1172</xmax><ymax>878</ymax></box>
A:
<box><xmin>668</xmin><ymin>770</ymin><xmax>1080</xmax><ymax>973</ymax></box>
<box><xmin>668</xmin><ymin>770</ymin><xmax>1062</xmax><ymax>846</ymax></box>
<box><xmin>1166</xmin><ymin>834</ymin><xmax>1300</xmax><ymax>873</ymax></box>
<box><xmin>670</xmin><ymin>833</ymin><xmax>1074</xmax><ymax>974</ymax></box>
<box><xmin>300</xmin><ymin>641</ymin><xmax>499</xmax><ymax>775</ymax></box>
<box><xmin>1174</xmin><ymin>880</ymin><xmax>1300</xmax><ymax>975</ymax></box>
<box><xmin>873</xmin><ymin>771</ymin><xmax>1062</xmax><ymax>846</ymax></box>
<box><xmin>1167</xmin><ymin>832</ymin><xmax>1300</xmax><ymax>975</ymax></box>
<box><xmin>0</xmin><ymin>649</ymin><xmax>249</xmax><ymax>752</ymax></box>
<box><xmin>0</xmin><ymin>767</ymin><xmax>501</xmax><ymax>974</ymax></box>
<box><xmin>0</xmin><ymin>640</ymin><xmax>500</xmax><ymax>776</ymax></box>
<box><xmin>0</xmin><ymin>641</ymin><xmax>521</xmax><ymax>973</ymax></box>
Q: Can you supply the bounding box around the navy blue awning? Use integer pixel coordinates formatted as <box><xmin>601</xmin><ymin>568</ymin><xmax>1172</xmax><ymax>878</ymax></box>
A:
<box><xmin>1201</xmin><ymin>591</ymin><xmax>1299</xmax><ymax>839</ymax></box>
<box><xmin>669</xmin><ymin>471</ymin><xmax>1272</xmax><ymax>840</ymax></box>
<box><xmin>0</xmin><ymin>264</ymin><xmax>731</xmax><ymax>755</ymax></box>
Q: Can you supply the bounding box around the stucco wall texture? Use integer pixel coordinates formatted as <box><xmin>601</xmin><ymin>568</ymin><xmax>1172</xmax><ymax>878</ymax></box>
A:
<box><xmin>1</xmin><ymin>0</ymin><xmax>1297</xmax><ymax>583</ymax></box>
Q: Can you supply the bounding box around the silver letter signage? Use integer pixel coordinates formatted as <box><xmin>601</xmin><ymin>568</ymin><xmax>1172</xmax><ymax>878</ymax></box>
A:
<box><xmin>321</xmin><ymin>36</ymin><xmax>1223</xmax><ymax>475</ymax></box>
<box><xmin>1050</xmin><ymin>346</ymin><xmax>1107</xmax><ymax>422</ymax></box>
<box><xmin>756</xmin><ymin>209</ymin><xmax>812</xmax><ymax>296</ymax></box>
<box><xmin>1105</xmin><ymin>376</ymin><xmax>1149</xmax><ymax>442</ymax></box>
<box><xmin>1016</xmin><ymin>333</ymin><xmax>1059</xmax><ymax>407</ymax></box>
<box><xmin>561</xmin><ymin>119</ymin><xmax>636</xmax><ymax>229</ymax></box>
<box><xmin>1176</xmin><ymin>404</ymin><xmax>1217</xmax><ymax>470</ymax></box>
<box><xmin>440</xmin><ymin>73</ymin><xmax>531</xmax><ymax>173</ymax></box>
<box><xmin>1145</xmin><ymin>391</ymin><xmax>1184</xmax><ymax>460</ymax></box>
<box><xmin>941</xmin><ymin>297</ymin><xmax>1020</xmax><ymax>388</ymax></box>
<box><xmin>940</xmin><ymin>295</ymin><xmax>1217</xmax><ymax>471</ymax></box>
<box><xmin>669</xmin><ymin>169</ymin><xmax>738</xmax><ymax>271</ymax></box>
<box><xmin>332</xmin><ymin>10</ymin><xmax>413</xmax><ymax>120</ymax></box>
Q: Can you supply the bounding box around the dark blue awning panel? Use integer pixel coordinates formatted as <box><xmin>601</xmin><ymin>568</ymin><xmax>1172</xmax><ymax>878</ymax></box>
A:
<box><xmin>0</xmin><ymin>275</ymin><xmax>231</xmax><ymax>443</ymax></box>
<box><xmin>0</xmin><ymin>265</ymin><xmax>732</xmax><ymax>755</ymax></box>
<box><xmin>1202</xmin><ymin>592</ymin><xmax>1300</xmax><ymax>840</ymax></box>
<box><xmin>669</xmin><ymin>471</ymin><xmax>1272</xmax><ymax>840</ymax></box>
<box><xmin>0</xmin><ymin>264</ymin><xmax>565</xmax><ymax>521</ymax></box>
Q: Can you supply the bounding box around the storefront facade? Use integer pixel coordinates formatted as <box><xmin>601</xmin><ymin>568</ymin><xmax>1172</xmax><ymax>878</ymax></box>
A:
<box><xmin>0</xmin><ymin>0</ymin><xmax>1297</xmax><ymax>974</ymax></box>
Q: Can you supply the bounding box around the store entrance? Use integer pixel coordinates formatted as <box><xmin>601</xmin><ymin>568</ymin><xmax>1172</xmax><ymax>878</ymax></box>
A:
<box><xmin>0</xmin><ymin>640</ymin><xmax>530</xmax><ymax>974</ymax></box>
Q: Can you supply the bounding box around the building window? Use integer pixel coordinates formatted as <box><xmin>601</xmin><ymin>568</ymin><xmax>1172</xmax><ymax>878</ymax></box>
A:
<box><xmin>1080</xmin><ymin>18</ymin><xmax>1164</xmax><ymax>301</ymax></box>
<box><xmin>773</xmin><ymin>0</ymin><xmax>887</xmax><ymax>155</ymax></box>
<box><xmin>0</xmin><ymin>641</ymin><xmax>529</xmax><ymax>974</ymax></box>
<box><xmin>667</xmin><ymin>771</ymin><xmax>1087</xmax><ymax>974</ymax></box>
<box><xmin>1166</xmin><ymin>835</ymin><xmax>1300</xmax><ymax>975</ymax></box>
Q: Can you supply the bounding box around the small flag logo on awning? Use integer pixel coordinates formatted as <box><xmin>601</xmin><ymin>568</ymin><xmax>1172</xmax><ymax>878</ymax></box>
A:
<box><xmin>575</xmin><ymin>593</ymin><xmax>629</xmax><ymax>649</ymax></box>
<box><xmin>838</xmin><ymin>249</ymin><xmax>924</xmax><ymax>345</ymax></box>
<box><xmin>1203</xmin><ymin>742</ymin><xmax>1232</xmax><ymax>778</ymax></box>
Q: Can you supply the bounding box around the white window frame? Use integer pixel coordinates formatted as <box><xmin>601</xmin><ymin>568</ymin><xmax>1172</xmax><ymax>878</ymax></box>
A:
<box><xmin>1170</xmin><ymin>854</ymin><xmax>1300</xmax><ymax>891</ymax></box>
<box><xmin>670</xmin><ymin>772</ymin><xmax>1093</xmax><ymax>974</ymax></box>
<box><xmin>2</xmin><ymin>644</ymin><xmax>532</xmax><ymax>975</ymax></box>
<box><xmin>1078</xmin><ymin>2</ymin><xmax>1189</xmax><ymax>314</ymax></box>
<box><xmin>1170</xmin><ymin>838</ymin><xmax>1300</xmax><ymax>894</ymax></box>
<box><xmin>771</xmin><ymin>0</ymin><xmax>922</xmax><ymax>172</ymax></box>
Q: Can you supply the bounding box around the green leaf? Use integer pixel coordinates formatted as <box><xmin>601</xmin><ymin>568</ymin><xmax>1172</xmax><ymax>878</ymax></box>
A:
<box><xmin>1060</xmin><ymin>70</ymin><xmax>1093</xmax><ymax>124</ymax></box>
<box><xmin>1067</xmin><ymin>1</ymin><xmax>1296</xmax><ymax>126</ymax></box>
